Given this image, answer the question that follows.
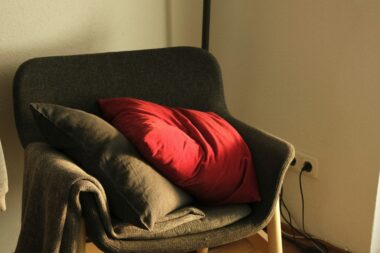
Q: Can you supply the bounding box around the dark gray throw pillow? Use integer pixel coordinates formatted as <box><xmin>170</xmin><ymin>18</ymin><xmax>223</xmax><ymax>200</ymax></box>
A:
<box><xmin>30</xmin><ymin>103</ymin><xmax>202</xmax><ymax>230</ymax></box>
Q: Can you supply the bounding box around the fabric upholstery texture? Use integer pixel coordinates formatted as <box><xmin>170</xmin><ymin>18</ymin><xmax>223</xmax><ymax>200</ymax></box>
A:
<box><xmin>112</xmin><ymin>204</ymin><xmax>252</xmax><ymax>240</ymax></box>
<box><xmin>15</xmin><ymin>143</ymin><xmax>252</xmax><ymax>252</ymax></box>
<box><xmin>99</xmin><ymin>97</ymin><xmax>261</xmax><ymax>204</ymax></box>
<box><xmin>13</xmin><ymin>47</ymin><xmax>295</xmax><ymax>252</ymax></box>
<box><xmin>30</xmin><ymin>103</ymin><xmax>202</xmax><ymax>230</ymax></box>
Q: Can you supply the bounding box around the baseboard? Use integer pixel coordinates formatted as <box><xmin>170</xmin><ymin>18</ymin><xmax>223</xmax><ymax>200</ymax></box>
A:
<box><xmin>281</xmin><ymin>223</ymin><xmax>350</xmax><ymax>253</ymax></box>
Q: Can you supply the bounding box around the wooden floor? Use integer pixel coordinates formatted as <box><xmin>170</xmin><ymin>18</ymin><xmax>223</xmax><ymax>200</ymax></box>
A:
<box><xmin>85</xmin><ymin>234</ymin><xmax>301</xmax><ymax>253</ymax></box>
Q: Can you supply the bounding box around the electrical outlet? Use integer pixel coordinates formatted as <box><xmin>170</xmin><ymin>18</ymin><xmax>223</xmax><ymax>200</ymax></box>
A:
<box><xmin>289</xmin><ymin>151</ymin><xmax>318</xmax><ymax>178</ymax></box>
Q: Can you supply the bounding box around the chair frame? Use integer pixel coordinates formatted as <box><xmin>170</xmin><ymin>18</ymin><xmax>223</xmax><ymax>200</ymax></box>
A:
<box><xmin>14</xmin><ymin>47</ymin><xmax>294</xmax><ymax>253</ymax></box>
<box><xmin>77</xmin><ymin>200</ymin><xmax>283</xmax><ymax>253</ymax></box>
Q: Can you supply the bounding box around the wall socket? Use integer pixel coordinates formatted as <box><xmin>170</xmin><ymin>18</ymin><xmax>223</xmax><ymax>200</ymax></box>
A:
<box><xmin>289</xmin><ymin>151</ymin><xmax>318</xmax><ymax>178</ymax></box>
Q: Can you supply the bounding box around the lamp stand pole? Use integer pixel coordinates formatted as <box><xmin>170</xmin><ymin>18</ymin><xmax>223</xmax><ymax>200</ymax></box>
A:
<box><xmin>202</xmin><ymin>0</ymin><xmax>211</xmax><ymax>50</ymax></box>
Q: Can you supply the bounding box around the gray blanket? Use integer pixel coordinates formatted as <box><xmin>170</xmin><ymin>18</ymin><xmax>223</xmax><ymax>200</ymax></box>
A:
<box><xmin>0</xmin><ymin>140</ymin><xmax>8</xmax><ymax>212</ymax></box>
<box><xmin>15</xmin><ymin>143</ymin><xmax>112</xmax><ymax>253</ymax></box>
<box><xmin>15</xmin><ymin>143</ymin><xmax>206</xmax><ymax>253</ymax></box>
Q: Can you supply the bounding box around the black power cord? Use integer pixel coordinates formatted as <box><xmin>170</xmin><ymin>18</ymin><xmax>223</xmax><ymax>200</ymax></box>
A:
<box><xmin>299</xmin><ymin>161</ymin><xmax>312</xmax><ymax>233</ymax></box>
<box><xmin>280</xmin><ymin>161</ymin><xmax>329</xmax><ymax>253</ymax></box>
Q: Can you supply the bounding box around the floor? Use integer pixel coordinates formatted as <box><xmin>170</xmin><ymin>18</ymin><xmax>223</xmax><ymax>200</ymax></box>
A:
<box><xmin>85</xmin><ymin>234</ymin><xmax>301</xmax><ymax>253</ymax></box>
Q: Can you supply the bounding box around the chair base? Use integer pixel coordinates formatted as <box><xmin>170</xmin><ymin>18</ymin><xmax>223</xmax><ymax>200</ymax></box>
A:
<box><xmin>80</xmin><ymin>200</ymin><xmax>283</xmax><ymax>253</ymax></box>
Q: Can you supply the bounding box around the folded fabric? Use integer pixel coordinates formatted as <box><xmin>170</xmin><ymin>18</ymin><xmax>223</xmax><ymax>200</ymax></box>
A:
<box><xmin>112</xmin><ymin>204</ymin><xmax>252</xmax><ymax>239</ymax></box>
<box><xmin>16</xmin><ymin>143</ymin><xmax>249</xmax><ymax>252</ymax></box>
<box><xmin>16</xmin><ymin>143</ymin><xmax>109</xmax><ymax>253</ymax></box>
<box><xmin>30</xmin><ymin>103</ymin><xmax>198</xmax><ymax>230</ymax></box>
<box><xmin>0</xmin><ymin>140</ymin><xmax>8</xmax><ymax>212</ymax></box>
<box><xmin>99</xmin><ymin>97</ymin><xmax>261</xmax><ymax>204</ymax></box>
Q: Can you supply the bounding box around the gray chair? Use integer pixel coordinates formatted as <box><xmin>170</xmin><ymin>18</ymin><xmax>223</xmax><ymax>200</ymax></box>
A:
<box><xmin>13</xmin><ymin>47</ymin><xmax>294</xmax><ymax>253</ymax></box>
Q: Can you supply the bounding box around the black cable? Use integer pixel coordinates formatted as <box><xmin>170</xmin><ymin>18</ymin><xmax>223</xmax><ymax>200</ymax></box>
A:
<box><xmin>298</xmin><ymin>166</ymin><xmax>329</xmax><ymax>253</ymax></box>
<box><xmin>280</xmin><ymin>194</ymin><xmax>310</xmax><ymax>252</ymax></box>
<box><xmin>280</xmin><ymin>201</ymin><xmax>293</xmax><ymax>237</ymax></box>
<box><xmin>281</xmin><ymin>193</ymin><xmax>328</xmax><ymax>253</ymax></box>
<box><xmin>281</xmin><ymin>197</ymin><xmax>310</xmax><ymax>241</ymax></box>
<box><xmin>280</xmin><ymin>190</ymin><xmax>296</xmax><ymax>238</ymax></box>
<box><xmin>283</xmin><ymin>233</ymin><xmax>307</xmax><ymax>252</ymax></box>
<box><xmin>278</xmin><ymin>163</ymin><xmax>330</xmax><ymax>253</ymax></box>
<box><xmin>299</xmin><ymin>169</ymin><xmax>306</xmax><ymax>233</ymax></box>
<box><xmin>280</xmin><ymin>188</ymin><xmax>310</xmax><ymax>243</ymax></box>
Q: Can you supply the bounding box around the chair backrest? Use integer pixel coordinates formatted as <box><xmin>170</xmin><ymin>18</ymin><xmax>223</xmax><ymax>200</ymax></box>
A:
<box><xmin>13</xmin><ymin>47</ymin><xmax>228</xmax><ymax>148</ymax></box>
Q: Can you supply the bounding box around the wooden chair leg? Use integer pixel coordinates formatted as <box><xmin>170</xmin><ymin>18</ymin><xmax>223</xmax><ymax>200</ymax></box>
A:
<box><xmin>267</xmin><ymin>199</ymin><xmax>283</xmax><ymax>253</ymax></box>
<box><xmin>197</xmin><ymin>248</ymin><xmax>209</xmax><ymax>253</ymax></box>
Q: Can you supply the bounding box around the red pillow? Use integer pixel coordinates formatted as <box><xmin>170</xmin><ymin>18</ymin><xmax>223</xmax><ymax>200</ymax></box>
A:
<box><xmin>99</xmin><ymin>97</ymin><xmax>261</xmax><ymax>204</ymax></box>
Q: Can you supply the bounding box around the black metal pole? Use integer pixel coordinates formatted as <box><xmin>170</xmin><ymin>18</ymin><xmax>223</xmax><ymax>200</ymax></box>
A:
<box><xmin>202</xmin><ymin>0</ymin><xmax>211</xmax><ymax>51</ymax></box>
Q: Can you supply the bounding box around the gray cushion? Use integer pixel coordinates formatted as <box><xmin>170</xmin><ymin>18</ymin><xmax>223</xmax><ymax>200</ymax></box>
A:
<box><xmin>30</xmin><ymin>103</ymin><xmax>204</xmax><ymax>230</ymax></box>
<box><xmin>112</xmin><ymin>204</ymin><xmax>252</xmax><ymax>240</ymax></box>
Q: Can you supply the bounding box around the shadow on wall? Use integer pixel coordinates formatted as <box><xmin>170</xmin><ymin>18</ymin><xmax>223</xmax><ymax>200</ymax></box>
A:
<box><xmin>165</xmin><ymin>0</ymin><xmax>172</xmax><ymax>47</ymax></box>
<box><xmin>209</xmin><ymin>1</ymin><xmax>256</xmax><ymax>117</ymax></box>
<box><xmin>165</xmin><ymin>0</ymin><xmax>202</xmax><ymax>48</ymax></box>
<box><xmin>0</xmin><ymin>26</ymin><xmax>109</xmax><ymax>174</ymax></box>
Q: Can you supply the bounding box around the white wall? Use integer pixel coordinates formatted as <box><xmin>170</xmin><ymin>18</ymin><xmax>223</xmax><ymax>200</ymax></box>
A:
<box><xmin>0</xmin><ymin>1</ymin><xmax>201</xmax><ymax>252</ymax></box>
<box><xmin>210</xmin><ymin>1</ymin><xmax>380</xmax><ymax>252</ymax></box>
<box><xmin>167</xmin><ymin>0</ymin><xmax>202</xmax><ymax>47</ymax></box>
<box><xmin>5</xmin><ymin>1</ymin><xmax>378</xmax><ymax>252</ymax></box>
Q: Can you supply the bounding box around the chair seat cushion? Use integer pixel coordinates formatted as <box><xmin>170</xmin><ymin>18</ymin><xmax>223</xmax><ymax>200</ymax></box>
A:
<box><xmin>112</xmin><ymin>204</ymin><xmax>252</xmax><ymax>240</ymax></box>
<box><xmin>99</xmin><ymin>97</ymin><xmax>261</xmax><ymax>204</ymax></box>
<box><xmin>29</xmin><ymin>103</ymin><xmax>203</xmax><ymax>230</ymax></box>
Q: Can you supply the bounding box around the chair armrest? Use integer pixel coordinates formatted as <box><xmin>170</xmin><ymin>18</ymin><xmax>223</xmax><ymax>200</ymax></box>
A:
<box><xmin>226</xmin><ymin>116</ymin><xmax>295</xmax><ymax>221</ymax></box>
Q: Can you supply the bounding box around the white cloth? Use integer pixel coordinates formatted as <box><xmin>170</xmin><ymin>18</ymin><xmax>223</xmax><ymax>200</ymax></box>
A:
<box><xmin>0</xmin><ymin>140</ymin><xmax>8</xmax><ymax>212</ymax></box>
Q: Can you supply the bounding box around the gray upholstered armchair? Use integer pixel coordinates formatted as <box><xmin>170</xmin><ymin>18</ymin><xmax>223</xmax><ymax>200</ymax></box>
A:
<box><xmin>13</xmin><ymin>47</ymin><xmax>294</xmax><ymax>253</ymax></box>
